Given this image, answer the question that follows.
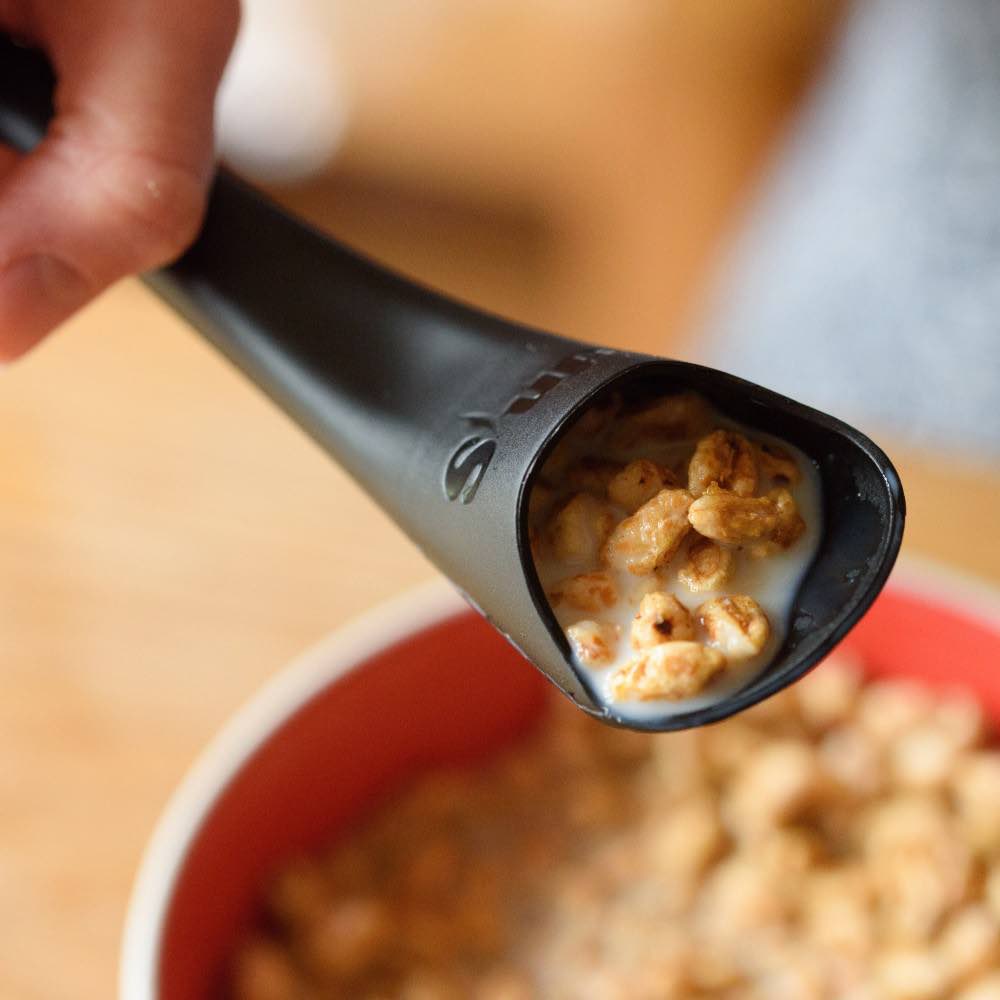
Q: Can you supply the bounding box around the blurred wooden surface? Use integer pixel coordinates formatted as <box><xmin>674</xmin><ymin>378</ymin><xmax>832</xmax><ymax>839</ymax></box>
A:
<box><xmin>6</xmin><ymin>3</ymin><xmax>1000</xmax><ymax>998</ymax></box>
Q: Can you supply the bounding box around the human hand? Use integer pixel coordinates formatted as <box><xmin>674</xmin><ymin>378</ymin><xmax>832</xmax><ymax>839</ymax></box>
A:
<box><xmin>0</xmin><ymin>0</ymin><xmax>239</xmax><ymax>360</ymax></box>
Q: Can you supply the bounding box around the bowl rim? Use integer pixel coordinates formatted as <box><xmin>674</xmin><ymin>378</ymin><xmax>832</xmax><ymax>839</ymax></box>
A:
<box><xmin>118</xmin><ymin>556</ymin><xmax>1000</xmax><ymax>1000</ymax></box>
<box><xmin>118</xmin><ymin>577</ymin><xmax>465</xmax><ymax>1000</ymax></box>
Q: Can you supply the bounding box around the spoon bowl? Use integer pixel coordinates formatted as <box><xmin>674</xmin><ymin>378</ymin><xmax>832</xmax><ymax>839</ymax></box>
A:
<box><xmin>0</xmin><ymin>37</ymin><xmax>904</xmax><ymax>730</ymax></box>
<box><xmin>523</xmin><ymin>362</ymin><xmax>903</xmax><ymax>728</ymax></box>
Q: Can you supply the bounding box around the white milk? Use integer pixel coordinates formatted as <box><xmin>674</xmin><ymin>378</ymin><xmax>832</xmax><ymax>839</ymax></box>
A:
<box><xmin>531</xmin><ymin>406</ymin><xmax>823</xmax><ymax>722</ymax></box>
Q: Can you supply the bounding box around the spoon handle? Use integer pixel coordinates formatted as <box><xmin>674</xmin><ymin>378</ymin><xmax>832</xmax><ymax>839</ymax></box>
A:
<box><xmin>0</xmin><ymin>34</ymin><xmax>653</xmax><ymax>712</ymax></box>
<box><xmin>0</xmin><ymin>35</ymin><xmax>583</xmax><ymax>510</ymax></box>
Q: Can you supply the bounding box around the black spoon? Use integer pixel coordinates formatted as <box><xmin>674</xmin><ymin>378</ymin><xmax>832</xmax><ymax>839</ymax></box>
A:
<box><xmin>0</xmin><ymin>37</ymin><xmax>904</xmax><ymax>731</ymax></box>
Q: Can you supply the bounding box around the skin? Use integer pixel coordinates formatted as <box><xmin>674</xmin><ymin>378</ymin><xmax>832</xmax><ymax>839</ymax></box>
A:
<box><xmin>0</xmin><ymin>0</ymin><xmax>239</xmax><ymax>360</ymax></box>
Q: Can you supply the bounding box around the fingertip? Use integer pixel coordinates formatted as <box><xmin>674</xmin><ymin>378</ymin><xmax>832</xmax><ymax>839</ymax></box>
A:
<box><xmin>0</xmin><ymin>253</ymin><xmax>93</xmax><ymax>360</ymax></box>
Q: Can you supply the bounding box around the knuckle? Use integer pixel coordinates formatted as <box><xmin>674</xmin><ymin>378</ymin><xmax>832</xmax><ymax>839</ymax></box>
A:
<box><xmin>100</xmin><ymin>153</ymin><xmax>208</xmax><ymax>269</ymax></box>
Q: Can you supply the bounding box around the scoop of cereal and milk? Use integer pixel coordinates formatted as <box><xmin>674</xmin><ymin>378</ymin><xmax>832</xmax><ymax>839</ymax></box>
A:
<box><xmin>529</xmin><ymin>391</ymin><xmax>822</xmax><ymax>719</ymax></box>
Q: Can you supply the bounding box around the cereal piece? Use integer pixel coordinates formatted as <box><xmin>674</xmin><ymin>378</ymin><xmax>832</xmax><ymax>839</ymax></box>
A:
<box><xmin>699</xmin><ymin>595</ymin><xmax>771</xmax><ymax>661</ymax></box>
<box><xmin>607</xmin><ymin>458</ymin><xmax>675</xmax><ymax>512</ymax></box>
<box><xmin>768</xmin><ymin>487</ymin><xmax>806</xmax><ymax>548</ymax></box>
<box><xmin>723</xmin><ymin>739</ymin><xmax>819</xmax><ymax>836</ymax></box>
<box><xmin>864</xmin><ymin>794</ymin><xmax>971</xmax><ymax>943</ymax></box>
<box><xmin>677</xmin><ymin>536</ymin><xmax>734</xmax><ymax>592</ymax></box>
<box><xmin>402</xmin><ymin>835</ymin><xmax>463</xmax><ymax>898</ymax></box>
<box><xmin>986</xmin><ymin>866</ymin><xmax>1000</xmax><ymax>923</ymax></box>
<box><xmin>610</xmin><ymin>391</ymin><xmax>712</xmax><ymax>447</ymax></box>
<box><xmin>819</xmin><ymin>723</ymin><xmax>885</xmax><ymax>798</ymax></box>
<box><xmin>549</xmin><ymin>571</ymin><xmax>617</xmax><ymax>613</ymax></box>
<box><xmin>801</xmin><ymin>868</ymin><xmax>873</xmax><ymax>958</ymax></box>
<box><xmin>630</xmin><ymin>592</ymin><xmax>695</xmax><ymax>649</ymax></box>
<box><xmin>890</xmin><ymin>720</ymin><xmax>966</xmax><ymax>789</ymax></box>
<box><xmin>566</xmin><ymin>620</ymin><xmax>620</xmax><ymax>667</ymax></box>
<box><xmin>268</xmin><ymin>856</ymin><xmax>330</xmax><ymax>929</ymax></box>
<box><xmin>602</xmin><ymin>488</ymin><xmax>693</xmax><ymax>575</ymax></box>
<box><xmin>686</xmin><ymin>948</ymin><xmax>744</xmax><ymax>992</ymax></box>
<box><xmin>753</xmin><ymin>829</ymin><xmax>825</xmax><ymax>892</ymax></box>
<box><xmin>863</xmin><ymin>793</ymin><xmax>956</xmax><ymax>859</ymax></box>
<box><xmin>756</xmin><ymin>441</ymin><xmax>801</xmax><ymax>485</ymax></box>
<box><xmin>954</xmin><ymin>752</ymin><xmax>1000</xmax><ymax>854</ymax></box>
<box><xmin>232</xmin><ymin>938</ymin><xmax>306</xmax><ymax>1000</ymax></box>
<box><xmin>549</xmin><ymin>493</ymin><xmax>615</xmax><ymax>565</ymax></box>
<box><xmin>323</xmin><ymin>839</ymin><xmax>380</xmax><ymax>898</ymax></box>
<box><xmin>628</xmin><ymin>949</ymin><xmax>696</xmax><ymax>999</ymax></box>
<box><xmin>746</xmin><ymin>488</ymin><xmax>806</xmax><ymax>558</ymax></box>
<box><xmin>795</xmin><ymin>658</ymin><xmax>863</xmax><ymax>731</ymax></box>
<box><xmin>644</xmin><ymin>793</ymin><xmax>725</xmax><ymax>881</ymax></box>
<box><xmin>959</xmin><ymin>974</ymin><xmax>1000</xmax><ymax>1000</ymax></box>
<box><xmin>839</xmin><ymin>984</ymin><xmax>881</xmax><ymax>1000</ymax></box>
<box><xmin>553</xmin><ymin>968</ymin><xmax>634</xmax><ymax>1000</ymax></box>
<box><xmin>939</xmin><ymin>905</ymin><xmax>1000</xmax><ymax>984</ymax></box>
<box><xmin>566</xmin><ymin>774</ymin><xmax>628</xmax><ymax>831</ymax></box>
<box><xmin>565</xmin><ymin>457</ymin><xmax>623</xmax><ymax>496</ymax></box>
<box><xmin>936</xmin><ymin>694</ymin><xmax>986</xmax><ymax>752</ymax></box>
<box><xmin>876</xmin><ymin>949</ymin><xmax>951</xmax><ymax>1000</ymax></box>
<box><xmin>300</xmin><ymin>896</ymin><xmax>393</xmax><ymax>980</ymax></box>
<box><xmin>752</xmin><ymin>950</ymin><xmax>827</xmax><ymax>1000</ymax></box>
<box><xmin>695</xmin><ymin>855</ymin><xmax>787</xmax><ymax>934</ymax></box>
<box><xmin>607</xmin><ymin>642</ymin><xmax>726</xmax><ymax>701</ymax></box>
<box><xmin>403</xmin><ymin>909</ymin><xmax>462</xmax><ymax>966</ymax></box>
<box><xmin>473</xmin><ymin>971</ymin><xmax>535</xmax><ymax>1000</ymax></box>
<box><xmin>858</xmin><ymin>680</ymin><xmax>932</xmax><ymax>744</ymax></box>
<box><xmin>688</xmin><ymin>429</ymin><xmax>758</xmax><ymax>498</ymax></box>
<box><xmin>398</xmin><ymin>970</ymin><xmax>465</xmax><ymax>1000</ymax></box>
<box><xmin>634</xmin><ymin>391</ymin><xmax>712</xmax><ymax>433</ymax></box>
<box><xmin>687</xmin><ymin>486</ymin><xmax>779</xmax><ymax>544</ymax></box>
<box><xmin>454</xmin><ymin>878</ymin><xmax>507</xmax><ymax>958</ymax></box>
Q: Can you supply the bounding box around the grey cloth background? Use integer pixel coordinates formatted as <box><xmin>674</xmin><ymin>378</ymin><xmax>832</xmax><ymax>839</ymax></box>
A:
<box><xmin>696</xmin><ymin>0</ymin><xmax>1000</xmax><ymax>459</ymax></box>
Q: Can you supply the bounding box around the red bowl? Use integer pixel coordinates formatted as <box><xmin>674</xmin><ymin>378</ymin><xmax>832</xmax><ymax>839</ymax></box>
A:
<box><xmin>118</xmin><ymin>565</ymin><xmax>1000</xmax><ymax>1000</ymax></box>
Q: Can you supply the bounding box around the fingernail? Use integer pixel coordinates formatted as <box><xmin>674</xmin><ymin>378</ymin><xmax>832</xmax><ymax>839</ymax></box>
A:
<box><xmin>0</xmin><ymin>254</ymin><xmax>92</xmax><ymax>360</ymax></box>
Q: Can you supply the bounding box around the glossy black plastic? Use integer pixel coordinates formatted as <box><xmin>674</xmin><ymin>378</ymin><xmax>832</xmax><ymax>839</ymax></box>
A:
<box><xmin>0</xmin><ymin>37</ymin><xmax>904</xmax><ymax>730</ymax></box>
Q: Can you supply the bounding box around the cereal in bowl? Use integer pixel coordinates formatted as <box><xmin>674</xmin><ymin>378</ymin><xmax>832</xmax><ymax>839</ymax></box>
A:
<box><xmin>231</xmin><ymin>657</ymin><xmax>1000</xmax><ymax>1000</ymax></box>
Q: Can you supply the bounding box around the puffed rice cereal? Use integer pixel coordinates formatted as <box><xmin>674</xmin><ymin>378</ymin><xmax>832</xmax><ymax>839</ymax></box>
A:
<box><xmin>231</xmin><ymin>659</ymin><xmax>1000</xmax><ymax>1000</ymax></box>
<box><xmin>529</xmin><ymin>391</ymin><xmax>822</xmax><ymax>716</ymax></box>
